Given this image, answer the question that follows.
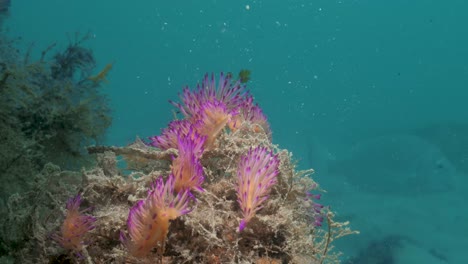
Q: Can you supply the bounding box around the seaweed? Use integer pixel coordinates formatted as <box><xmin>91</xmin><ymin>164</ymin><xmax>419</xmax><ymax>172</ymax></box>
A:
<box><xmin>51</xmin><ymin>33</ymin><xmax>96</xmax><ymax>80</ymax></box>
<box><xmin>0</xmin><ymin>29</ymin><xmax>111</xmax><ymax>206</ymax></box>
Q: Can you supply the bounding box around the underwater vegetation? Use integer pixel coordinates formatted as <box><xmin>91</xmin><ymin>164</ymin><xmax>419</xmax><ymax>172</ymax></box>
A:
<box><xmin>0</xmin><ymin>26</ymin><xmax>111</xmax><ymax>262</ymax></box>
<box><xmin>0</xmin><ymin>31</ymin><xmax>112</xmax><ymax>202</ymax></box>
<box><xmin>0</xmin><ymin>73</ymin><xmax>355</xmax><ymax>263</ymax></box>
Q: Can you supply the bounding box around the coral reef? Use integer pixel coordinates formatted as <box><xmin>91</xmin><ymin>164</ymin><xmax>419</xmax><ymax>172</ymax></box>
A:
<box><xmin>1</xmin><ymin>73</ymin><xmax>356</xmax><ymax>263</ymax></box>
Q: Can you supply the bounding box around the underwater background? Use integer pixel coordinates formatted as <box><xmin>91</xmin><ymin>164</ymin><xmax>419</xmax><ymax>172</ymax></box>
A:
<box><xmin>2</xmin><ymin>0</ymin><xmax>468</xmax><ymax>263</ymax></box>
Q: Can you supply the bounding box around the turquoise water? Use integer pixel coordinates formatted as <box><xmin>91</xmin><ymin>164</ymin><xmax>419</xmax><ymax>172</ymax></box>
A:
<box><xmin>4</xmin><ymin>0</ymin><xmax>468</xmax><ymax>262</ymax></box>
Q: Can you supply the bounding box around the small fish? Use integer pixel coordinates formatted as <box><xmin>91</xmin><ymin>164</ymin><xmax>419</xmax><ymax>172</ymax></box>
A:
<box><xmin>88</xmin><ymin>62</ymin><xmax>113</xmax><ymax>83</ymax></box>
<box><xmin>238</xmin><ymin>69</ymin><xmax>251</xmax><ymax>83</ymax></box>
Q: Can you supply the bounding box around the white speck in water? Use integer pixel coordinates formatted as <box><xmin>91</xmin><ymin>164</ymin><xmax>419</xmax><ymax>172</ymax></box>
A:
<box><xmin>245</xmin><ymin>5</ymin><xmax>250</xmax><ymax>10</ymax></box>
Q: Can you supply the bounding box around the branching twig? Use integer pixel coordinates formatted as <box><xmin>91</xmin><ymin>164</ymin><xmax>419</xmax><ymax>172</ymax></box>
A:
<box><xmin>319</xmin><ymin>212</ymin><xmax>332</xmax><ymax>264</ymax></box>
<box><xmin>23</xmin><ymin>42</ymin><xmax>35</xmax><ymax>65</ymax></box>
<box><xmin>40</xmin><ymin>42</ymin><xmax>57</xmax><ymax>62</ymax></box>
<box><xmin>87</xmin><ymin>145</ymin><xmax>177</xmax><ymax>161</ymax></box>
